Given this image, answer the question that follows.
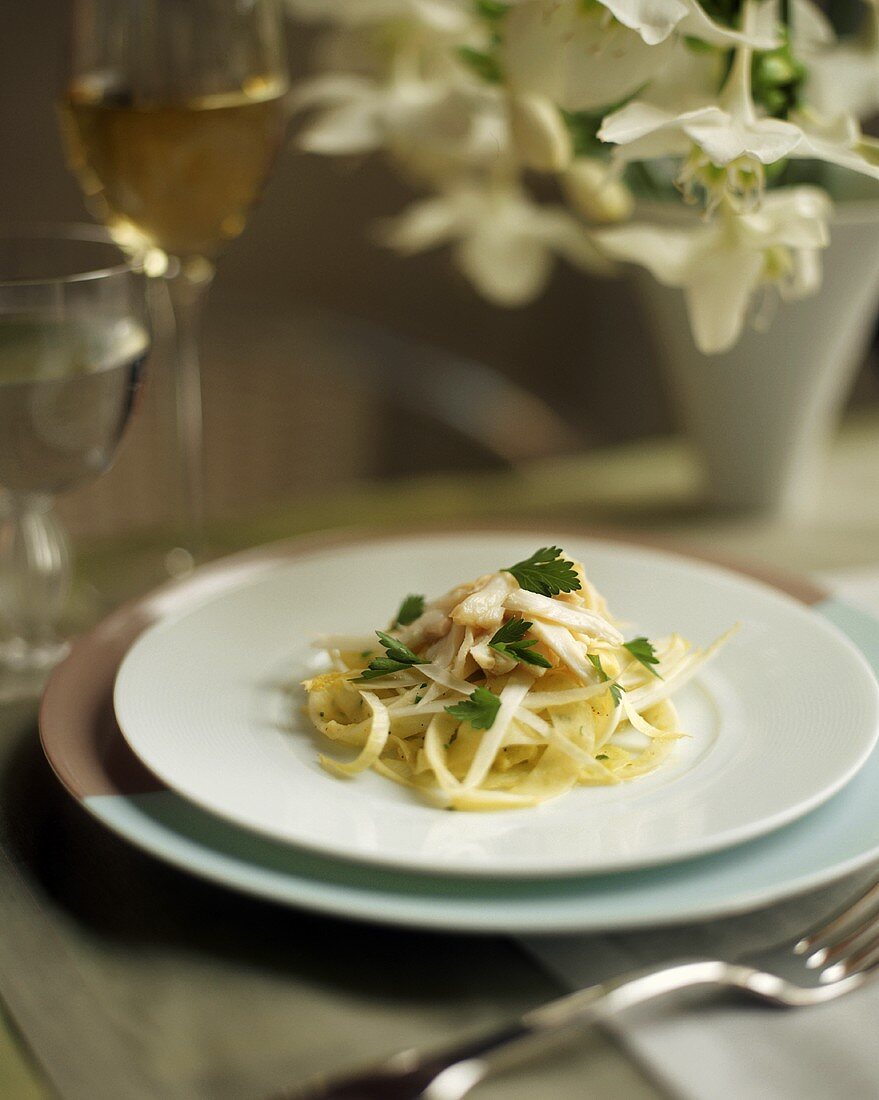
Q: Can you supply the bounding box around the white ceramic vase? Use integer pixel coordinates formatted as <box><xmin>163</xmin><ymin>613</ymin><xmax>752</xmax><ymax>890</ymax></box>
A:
<box><xmin>635</xmin><ymin>201</ymin><xmax>879</xmax><ymax>519</ymax></box>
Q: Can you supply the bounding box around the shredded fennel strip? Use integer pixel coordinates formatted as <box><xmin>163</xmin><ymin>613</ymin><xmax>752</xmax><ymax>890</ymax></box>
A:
<box><xmin>302</xmin><ymin>554</ymin><xmax>732</xmax><ymax>811</ymax></box>
<box><xmin>318</xmin><ymin>691</ymin><xmax>390</xmax><ymax>776</ymax></box>
<box><xmin>463</xmin><ymin>674</ymin><xmax>532</xmax><ymax>790</ymax></box>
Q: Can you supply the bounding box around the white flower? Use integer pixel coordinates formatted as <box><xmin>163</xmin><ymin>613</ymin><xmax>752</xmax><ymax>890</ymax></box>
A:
<box><xmin>636</xmin><ymin>38</ymin><xmax>729</xmax><ymax>113</ymax></box>
<box><xmin>502</xmin><ymin>0</ymin><xmax>779</xmax><ymax>48</ymax></box>
<box><xmin>292</xmin><ymin>69</ymin><xmax>509</xmax><ymax>173</ymax></box>
<box><xmin>562</xmin><ymin>160</ymin><xmax>634</xmax><ymax>222</ymax></box>
<box><xmin>799</xmin><ymin>0</ymin><xmax>879</xmax><ymax>120</ymax></box>
<box><xmin>599</xmin><ymin>10</ymin><xmax>879</xmax><ymax>208</ymax></box>
<box><xmin>377</xmin><ymin>183</ymin><xmax>612</xmax><ymax>305</ymax></box>
<box><xmin>595</xmin><ymin>187</ymin><xmax>831</xmax><ymax>352</ymax></box>
<box><xmin>502</xmin><ymin>0</ymin><xmax>676</xmax><ymax>112</ymax></box>
<box><xmin>508</xmin><ymin>93</ymin><xmax>573</xmax><ymax>171</ymax></box>
<box><xmin>286</xmin><ymin>0</ymin><xmax>475</xmax><ymax>33</ymax></box>
<box><xmin>291</xmin><ymin>6</ymin><xmax>511</xmax><ymax>177</ymax></box>
<box><xmin>499</xmin><ymin>0</ymin><xmax>778</xmax><ymax>114</ymax></box>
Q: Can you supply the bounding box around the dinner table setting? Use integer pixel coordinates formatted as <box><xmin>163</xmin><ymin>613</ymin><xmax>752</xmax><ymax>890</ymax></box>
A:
<box><xmin>6</xmin><ymin>0</ymin><xmax>879</xmax><ymax>1097</ymax></box>
<box><xmin>2</xmin><ymin>420</ymin><xmax>879</xmax><ymax>1100</ymax></box>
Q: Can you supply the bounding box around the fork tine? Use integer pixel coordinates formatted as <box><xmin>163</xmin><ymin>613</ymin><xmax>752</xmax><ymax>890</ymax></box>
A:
<box><xmin>795</xmin><ymin>879</ymin><xmax>879</xmax><ymax>955</ymax></box>
<box><xmin>806</xmin><ymin>907</ymin><xmax>879</xmax><ymax>968</ymax></box>
<box><xmin>860</xmin><ymin>954</ymin><xmax>879</xmax><ymax>980</ymax></box>
<box><xmin>821</xmin><ymin>930</ymin><xmax>879</xmax><ymax>984</ymax></box>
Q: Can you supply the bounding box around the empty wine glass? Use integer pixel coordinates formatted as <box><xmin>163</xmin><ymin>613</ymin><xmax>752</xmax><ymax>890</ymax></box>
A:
<box><xmin>0</xmin><ymin>226</ymin><xmax>150</xmax><ymax>672</ymax></box>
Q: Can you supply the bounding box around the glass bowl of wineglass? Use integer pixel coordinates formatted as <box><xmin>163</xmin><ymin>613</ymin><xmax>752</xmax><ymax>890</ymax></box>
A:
<box><xmin>59</xmin><ymin>0</ymin><xmax>289</xmax><ymax>561</ymax></box>
<box><xmin>0</xmin><ymin>226</ymin><xmax>150</xmax><ymax>675</ymax></box>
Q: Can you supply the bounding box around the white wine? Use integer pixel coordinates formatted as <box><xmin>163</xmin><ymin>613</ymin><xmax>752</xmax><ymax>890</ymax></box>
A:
<box><xmin>60</xmin><ymin>78</ymin><xmax>288</xmax><ymax>260</ymax></box>
<box><xmin>0</xmin><ymin>317</ymin><xmax>148</xmax><ymax>494</ymax></box>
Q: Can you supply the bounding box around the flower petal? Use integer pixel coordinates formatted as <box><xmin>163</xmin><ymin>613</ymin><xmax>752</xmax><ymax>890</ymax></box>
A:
<box><xmin>783</xmin><ymin>247</ymin><xmax>824</xmax><ymax>300</ymax></box>
<box><xmin>502</xmin><ymin>0</ymin><xmax>674</xmax><ymax>112</ymax></box>
<box><xmin>562</xmin><ymin>160</ymin><xmax>634</xmax><ymax>222</ymax></box>
<box><xmin>289</xmin><ymin>74</ymin><xmax>380</xmax><ymax>112</ymax></box>
<box><xmin>642</xmin><ymin>40</ymin><xmax>727</xmax><ymax>112</ymax></box>
<box><xmin>298</xmin><ymin>103</ymin><xmax>384</xmax><ymax>154</ymax></box>
<box><xmin>677</xmin><ymin>0</ymin><xmax>780</xmax><ymax>49</ymax></box>
<box><xmin>599</xmin><ymin>101</ymin><xmax>722</xmax><ymax>145</ymax></box>
<box><xmin>288</xmin><ymin>0</ymin><xmax>474</xmax><ymax>31</ymax></box>
<box><xmin>508</xmin><ymin>93</ymin><xmax>573</xmax><ymax>172</ymax></box>
<box><xmin>810</xmin><ymin>52</ymin><xmax>879</xmax><ymax>120</ymax></box>
<box><xmin>684</xmin><ymin>116</ymin><xmax>802</xmax><ymax>165</ymax></box>
<box><xmin>455</xmin><ymin>231</ymin><xmax>554</xmax><ymax>306</ymax></box>
<box><xmin>376</xmin><ymin>195</ymin><xmax>463</xmax><ymax>253</ymax></box>
<box><xmin>791</xmin><ymin>0</ymin><xmax>835</xmax><ymax>49</ymax></box>
<box><xmin>593</xmin><ymin>221</ymin><xmax>709</xmax><ymax>284</ymax></box>
<box><xmin>528</xmin><ymin>207</ymin><xmax>615</xmax><ymax>273</ymax></box>
<box><xmin>683</xmin><ymin>247</ymin><xmax>765</xmax><ymax>353</ymax></box>
<box><xmin>599</xmin><ymin>0</ymin><xmax>690</xmax><ymax>45</ymax></box>
<box><xmin>791</xmin><ymin>114</ymin><xmax>879</xmax><ymax>181</ymax></box>
<box><xmin>739</xmin><ymin>186</ymin><xmax>831</xmax><ymax>249</ymax></box>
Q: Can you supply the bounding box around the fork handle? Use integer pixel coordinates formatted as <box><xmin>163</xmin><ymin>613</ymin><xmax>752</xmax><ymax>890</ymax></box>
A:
<box><xmin>289</xmin><ymin>957</ymin><xmax>739</xmax><ymax>1100</ymax></box>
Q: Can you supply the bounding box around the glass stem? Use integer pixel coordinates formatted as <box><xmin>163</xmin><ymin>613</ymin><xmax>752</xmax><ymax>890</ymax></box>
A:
<box><xmin>0</xmin><ymin>492</ymin><xmax>72</xmax><ymax>670</ymax></box>
<box><xmin>164</xmin><ymin>258</ymin><xmax>215</xmax><ymax>559</ymax></box>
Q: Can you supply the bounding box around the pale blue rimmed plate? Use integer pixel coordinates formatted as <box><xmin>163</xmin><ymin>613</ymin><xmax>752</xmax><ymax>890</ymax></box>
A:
<box><xmin>39</xmin><ymin>530</ymin><xmax>879</xmax><ymax>934</ymax></box>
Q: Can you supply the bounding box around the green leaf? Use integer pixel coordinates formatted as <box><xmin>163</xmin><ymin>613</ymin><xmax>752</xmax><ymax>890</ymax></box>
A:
<box><xmin>561</xmin><ymin>90</ymin><xmax>643</xmax><ymax>158</ymax></box>
<box><xmin>683</xmin><ymin>35</ymin><xmax>718</xmax><ymax>53</ymax></box>
<box><xmin>509</xmin><ymin>645</ymin><xmax>553</xmax><ymax>668</ymax></box>
<box><xmin>353</xmin><ymin>630</ymin><xmax>426</xmax><ymax>681</ymax></box>
<box><xmin>489</xmin><ymin>617</ymin><xmax>530</xmax><ymax>646</ymax></box>
<box><xmin>623</xmin><ymin>636</ymin><xmax>662</xmax><ymax>678</ymax></box>
<box><xmin>751</xmin><ymin>37</ymin><xmax>806</xmax><ymax>120</ymax></box>
<box><xmin>457</xmin><ymin>46</ymin><xmax>503</xmax><ymax>83</ymax></box>
<box><xmin>587</xmin><ymin>653</ymin><xmax>623</xmax><ymax>706</ymax></box>
<box><xmin>375</xmin><ymin>630</ymin><xmax>422</xmax><ymax>664</ymax></box>
<box><xmin>504</xmin><ymin>547</ymin><xmax>581</xmax><ymax>597</ymax></box>
<box><xmin>353</xmin><ymin>658</ymin><xmax>413</xmax><ymax>681</ymax></box>
<box><xmin>476</xmin><ymin>0</ymin><xmax>510</xmax><ymax>19</ymax></box>
<box><xmin>445</xmin><ymin>686</ymin><xmax>502</xmax><ymax>730</ymax></box>
<box><xmin>561</xmin><ymin>109</ymin><xmax>607</xmax><ymax>157</ymax></box>
<box><xmin>489</xmin><ymin>617</ymin><xmax>553</xmax><ymax>669</ymax></box>
<box><xmin>393</xmin><ymin>594</ymin><xmax>425</xmax><ymax>628</ymax></box>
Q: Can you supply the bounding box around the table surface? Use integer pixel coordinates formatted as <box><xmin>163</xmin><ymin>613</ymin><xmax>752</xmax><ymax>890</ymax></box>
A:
<box><xmin>2</xmin><ymin>410</ymin><xmax>878</xmax><ymax>1100</ymax></box>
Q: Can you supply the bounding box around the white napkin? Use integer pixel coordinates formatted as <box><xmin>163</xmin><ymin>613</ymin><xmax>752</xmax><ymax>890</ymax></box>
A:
<box><xmin>519</xmin><ymin>570</ymin><xmax>879</xmax><ymax>1100</ymax></box>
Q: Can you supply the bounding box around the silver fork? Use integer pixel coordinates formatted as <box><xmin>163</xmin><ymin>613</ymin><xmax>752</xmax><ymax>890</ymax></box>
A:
<box><xmin>282</xmin><ymin>876</ymin><xmax>879</xmax><ymax>1100</ymax></box>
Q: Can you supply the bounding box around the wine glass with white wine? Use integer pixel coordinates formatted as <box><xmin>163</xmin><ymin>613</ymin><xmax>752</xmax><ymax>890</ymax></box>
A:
<box><xmin>59</xmin><ymin>0</ymin><xmax>289</xmax><ymax>563</ymax></box>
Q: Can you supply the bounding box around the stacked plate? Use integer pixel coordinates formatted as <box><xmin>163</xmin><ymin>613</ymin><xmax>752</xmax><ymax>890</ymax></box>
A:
<box><xmin>40</xmin><ymin>530</ymin><xmax>879</xmax><ymax>933</ymax></box>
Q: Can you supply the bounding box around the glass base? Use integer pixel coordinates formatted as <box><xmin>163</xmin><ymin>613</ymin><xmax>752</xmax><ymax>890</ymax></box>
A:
<box><xmin>165</xmin><ymin>546</ymin><xmax>196</xmax><ymax>578</ymax></box>
<box><xmin>0</xmin><ymin>635</ymin><xmax>71</xmax><ymax>673</ymax></box>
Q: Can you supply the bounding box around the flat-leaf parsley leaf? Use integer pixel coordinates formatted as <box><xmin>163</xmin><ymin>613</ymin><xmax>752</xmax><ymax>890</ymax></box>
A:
<box><xmin>503</xmin><ymin>546</ymin><xmax>581</xmax><ymax>597</ymax></box>
<box><xmin>393</xmin><ymin>594</ymin><xmax>425</xmax><ymax>628</ymax></box>
<box><xmin>489</xmin><ymin>617</ymin><xmax>552</xmax><ymax>668</ymax></box>
<box><xmin>354</xmin><ymin>630</ymin><xmax>426</xmax><ymax>681</ymax></box>
<box><xmin>445</xmin><ymin>686</ymin><xmax>501</xmax><ymax>730</ymax></box>
<box><xmin>587</xmin><ymin>653</ymin><xmax>623</xmax><ymax>706</ymax></box>
<box><xmin>623</xmin><ymin>636</ymin><xmax>662</xmax><ymax>678</ymax></box>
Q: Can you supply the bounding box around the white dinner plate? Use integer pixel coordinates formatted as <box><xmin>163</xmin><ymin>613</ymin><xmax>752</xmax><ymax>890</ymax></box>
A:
<box><xmin>112</xmin><ymin>532</ymin><xmax>879</xmax><ymax>878</ymax></box>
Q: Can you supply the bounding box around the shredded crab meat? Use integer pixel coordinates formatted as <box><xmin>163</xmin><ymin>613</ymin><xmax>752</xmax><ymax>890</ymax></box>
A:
<box><xmin>470</xmin><ymin>641</ymin><xmax>517</xmax><ymax>676</ymax></box>
<box><xmin>451</xmin><ymin>572</ymin><xmax>517</xmax><ymax>629</ymax></box>
<box><xmin>302</xmin><ymin>552</ymin><xmax>732</xmax><ymax>811</ymax></box>
<box><xmin>527</xmin><ymin>620</ymin><xmax>605</xmax><ymax>685</ymax></box>
<box><xmin>394</xmin><ymin>607</ymin><xmax>452</xmax><ymax>650</ymax></box>
<box><xmin>505</xmin><ymin>590</ymin><xmax>624</xmax><ymax>645</ymax></box>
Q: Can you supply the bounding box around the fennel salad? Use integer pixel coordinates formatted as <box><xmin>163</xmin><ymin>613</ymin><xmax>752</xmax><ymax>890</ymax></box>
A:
<box><xmin>303</xmin><ymin>547</ymin><xmax>731</xmax><ymax>811</ymax></box>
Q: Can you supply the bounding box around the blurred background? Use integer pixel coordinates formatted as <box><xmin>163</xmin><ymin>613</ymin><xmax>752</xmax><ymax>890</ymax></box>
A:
<box><xmin>4</xmin><ymin>1</ymin><xmax>879</xmax><ymax>541</ymax></box>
